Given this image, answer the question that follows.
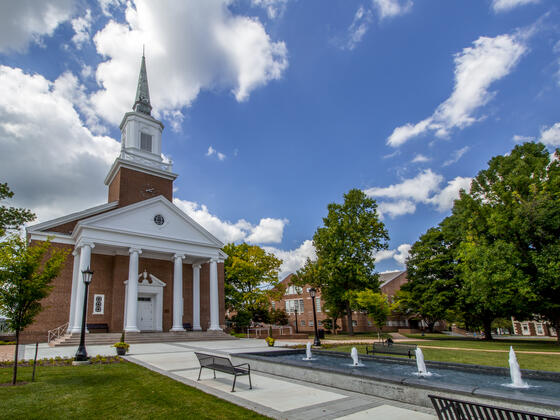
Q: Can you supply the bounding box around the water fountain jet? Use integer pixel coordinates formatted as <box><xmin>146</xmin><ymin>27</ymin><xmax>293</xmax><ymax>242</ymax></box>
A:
<box><xmin>506</xmin><ymin>346</ymin><xmax>529</xmax><ymax>388</ymax></box>
<box><xmin>303</xmin><ymin>342</ymin><xmax>313</xmax><ymax>360</ymax></box>
<box><xmin>350</xmin><ymin>347</ymin><xmax>361</xmax><ymax>366</ymax></box>
<box><xmin>415</xmin><ymin>347</ymin><xmax>432</xmax><ymax>377</ymax></box>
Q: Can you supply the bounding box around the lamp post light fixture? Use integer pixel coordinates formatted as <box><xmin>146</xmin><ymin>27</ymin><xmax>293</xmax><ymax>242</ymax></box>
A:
<box><xmin>74</xmin><ymin>267</ymin><xmax>93</xmax><ymax>364</ymax></box>
<box><xmin>309</xmin><ymin>287</ymin><xmax>321</xmax><ymax>346</ymax></box>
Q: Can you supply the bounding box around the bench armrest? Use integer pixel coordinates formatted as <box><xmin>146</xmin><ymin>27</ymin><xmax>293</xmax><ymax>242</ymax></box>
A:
<box><xmin>233</xmin><ymin>363</ymin><xmax>250</xmax><ymax>371</ymax></box>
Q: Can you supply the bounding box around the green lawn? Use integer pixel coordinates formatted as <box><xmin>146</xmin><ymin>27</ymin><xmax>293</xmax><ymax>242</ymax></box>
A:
<box><xmin>322</xmin><ymin>343</ymin><xmax>560</xmax><ymax>372</ymax></box>
<box><xmin>400</xmin><ymin>335</ymin><xmax>560</xmax><ymax>353</ymax></box>
<box><xmin>0</xmin><ymin>362</ymin><xmax>268</xmax><ymax>420</ymax></box>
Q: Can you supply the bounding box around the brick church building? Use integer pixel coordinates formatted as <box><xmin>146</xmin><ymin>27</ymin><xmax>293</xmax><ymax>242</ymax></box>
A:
<box><xmin>24</xmin><ymin>56</ymin><xmax>227</xmax><ymax>343</ymax></box>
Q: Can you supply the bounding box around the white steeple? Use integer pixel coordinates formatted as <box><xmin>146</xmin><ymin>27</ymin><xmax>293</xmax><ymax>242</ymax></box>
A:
<box><xmin>104</xmin><ymin>53</ymin><xmax>177</xmax><ymax>188</ymax></box>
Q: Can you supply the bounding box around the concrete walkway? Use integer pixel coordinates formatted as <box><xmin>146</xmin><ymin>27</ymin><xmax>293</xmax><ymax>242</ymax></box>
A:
<box><xmin>12</xmin><ymin>338</ymin><xmax>436</xmax><ymax>420</ymax></box>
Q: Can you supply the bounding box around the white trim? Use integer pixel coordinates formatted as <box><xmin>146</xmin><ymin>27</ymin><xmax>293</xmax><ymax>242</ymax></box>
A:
<box><xmin>104</xmin><ymin>158</ymin><xmax>177</xmax><ymax>186</ymax></box>
<box><xmin>29</xmin><ymin>233</ymin><xmax>74</xmax><ymax>244</ymax></box>
<box><xmin>75</xmin><ymin>195</ymin><xmax>224</xmax><ymax>248</ymax></box>
<box><xmin>27</xmin><ymin>201</ymin><xmax>118</xmax><ymax>233</ymax></box>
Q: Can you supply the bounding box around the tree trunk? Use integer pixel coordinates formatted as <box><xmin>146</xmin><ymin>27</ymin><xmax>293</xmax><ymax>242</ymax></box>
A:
<box><xmin>12</xmin><ymin>329</ymin><xmax>19</xmax><ymax>385</ymax></box>
<box><xmin>346</xmin><ymin>301</ymin><xmax>354</xmax><ymax>336</ymax></box>
<box><xmin>333</xmin><ymin>316</ymin><xmax>338</xmax><ymax>335</ymax></box>
<box><xmin>482</xmin><ymin>319</ymin><xmax>493</xmax><ymax>341</ymax></box>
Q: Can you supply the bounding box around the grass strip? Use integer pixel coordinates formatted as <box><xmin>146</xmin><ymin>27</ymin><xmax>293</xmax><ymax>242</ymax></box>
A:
<box><xmin>0</xmin><ymin>361</ymin><xmax>269</xmax><ymax>420</ymax></box>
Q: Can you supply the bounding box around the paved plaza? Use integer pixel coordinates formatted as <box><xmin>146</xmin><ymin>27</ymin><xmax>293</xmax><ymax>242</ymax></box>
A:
<box><xmin>12</xmin><ymin>338</ymin><xmax>436</xmax><ymax>419</ymax></box>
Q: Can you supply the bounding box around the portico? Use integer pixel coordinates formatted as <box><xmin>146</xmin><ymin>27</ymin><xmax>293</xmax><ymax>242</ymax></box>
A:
<box><xmin>61</xmin><ymin>195</ymin><xmax>226</xmax><ymax>334</ymax></box>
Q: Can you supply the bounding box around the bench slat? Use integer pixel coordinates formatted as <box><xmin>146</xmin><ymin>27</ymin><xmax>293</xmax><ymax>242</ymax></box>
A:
<box><xmin>429</xmin><ymin>394</ymin><xmax>560</xmax><ymax>420</ymax></box>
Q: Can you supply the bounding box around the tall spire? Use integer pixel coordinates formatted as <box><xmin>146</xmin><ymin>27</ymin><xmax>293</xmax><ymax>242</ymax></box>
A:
<box><xmin>133</xmin><ymin>51</ymin><xmax>152</xmax><ymax>115</ymax></box>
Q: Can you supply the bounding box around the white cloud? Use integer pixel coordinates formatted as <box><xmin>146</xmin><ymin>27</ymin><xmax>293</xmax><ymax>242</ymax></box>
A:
<box><xmin>491</xmin><ymin>0</ymin><xmax>539</xmax><ymax>13</ymax></box>
<box><xmin>387</xmin><ymin>33</ymin><xmax>527</xmax><ymax>147</ymax></box>
<box><xmin>264</xmin><ymin>240</ymin><xmax>316</xmax><ymax>279</ymax></box>
<box><xmin>206</xmin><ymin>146</ymin><xmax>227</xmax><ymax>161</ymax></box>
<box><xmin>364</xmin><ymin>169</ymin><xmax>443</xmax><ymax>202</ymax></box>
<box><xmin>0</xmin><ymin>0</ymin><xmax>74</xmax><ymax>53</ymax></box>
<box><xmin>251</xmin><ymin>0</ymin><xmax>288</xmax><ymax>19</ymax></box>
<box><xmin>0</xmin><ymin>65</ymin><xmax>120</xmax><ymax>224</ymax></box>
<box><xmin>377</xmin><ymin>200</ymin><xmax>416</xmax><ymax>219</ymax></box>
<box><xmin>173</xmin><ymin>198</ymin><xmax>288</xmax><ymax>244</ymax></box>
<box><xmin>513</xmin><ymin>134</ymin><xmax>535</xmax><ymax>143</ymax></box>
<box><xmin>365</xmin><ymin>170</ymin><xmax>472</xmax><ymax>216</ymax></box>
<box><xmin>71</xmin><ymin>9</ymin><xmax>92</xmax><ymax>48</ymax></box>
<box><xmin>539</xmin><ymin>123</ymin><xmax>560</xmax><ymax>146</ymax></box>
<box><xmin>91</xmin><ymin>0</ymin><xmax>288</xmax><ymax>126</ymax></box>
<box><xmin>411</xmin><ymin>154</ymin><xmax>429</xmax><ymax>163</ymax></box>
<box><xmin>344</xmin><ymin>5</ymin><xmax>374</xmax><ymax>51</ymax></box>
<box><xmin>246</xmin><ymin>218</ymin><xmax>289</xmax><ymax>244</ymax></box>
<box><xmin>99</xmin><ymin>0</ymin><xmax>126</xmax><ymax>16</ymax></box>
<box><xmin>372</xmin><ymin>0</ymin><xmax>413</xmax><ymax>20</ymax></box>
<box><xmin>373</xmin><ymin>243</ymin><xmax>411</xmax><ymax>266</ymax></box>
<box><xmin>443</xmin><ymin>146</ymin><xmax>469</xmax><ymax>167</ymax></box>
<box><xmin>427</xmin><ymin>176</ymin><xmax>472</xmax><ymax>211</ymax></box>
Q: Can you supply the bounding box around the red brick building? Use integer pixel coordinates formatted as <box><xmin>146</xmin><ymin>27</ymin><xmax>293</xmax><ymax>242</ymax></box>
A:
<box><xmin>511</xmin><ymin>318</ymin><xmax>557</xmax><ymax>338</ymax></box>
<box><xmin>272</xmin><ymin>271</ymin><xmax>413</xmax><ymax>334</ymax></box>
<box><xmin>24</xmin><ymin>56</ymin><xmax>227</xmax><ymax>343</ymax></box>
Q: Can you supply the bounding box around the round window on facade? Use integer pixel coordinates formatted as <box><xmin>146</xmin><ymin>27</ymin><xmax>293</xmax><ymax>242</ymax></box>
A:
<box><xmin>154</xmin><ymin>214</ymin><xmax>165</xmax><ymax>226</ymax></box>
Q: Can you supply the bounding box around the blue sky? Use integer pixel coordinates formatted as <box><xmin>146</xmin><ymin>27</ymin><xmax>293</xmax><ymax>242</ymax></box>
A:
<box><xmin>1</xmin><ymin>0</ymin><xmax>559</xmax><ymax>277</ymax></box>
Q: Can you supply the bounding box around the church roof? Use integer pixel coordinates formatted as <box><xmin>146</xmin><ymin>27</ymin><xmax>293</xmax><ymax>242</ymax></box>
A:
<box><xmin>379</xmin><ymin>270</ymin><xmax>406</xmax><ymax>287</ymax></box>
<box><xmin>133</xmin><ymin>53</ymin><xmax>152</xmax><ymax>115</ymax></box>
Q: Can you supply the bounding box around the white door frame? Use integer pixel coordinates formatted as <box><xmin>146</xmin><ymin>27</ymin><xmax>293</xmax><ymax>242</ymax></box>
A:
<box><xmin>124</xmin><ymin>272</ymin><xmax>166</xmax><ymax>332</ymax></box>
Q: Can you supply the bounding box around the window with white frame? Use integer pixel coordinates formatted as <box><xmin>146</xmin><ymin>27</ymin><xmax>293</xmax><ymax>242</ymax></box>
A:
<box><xmin>352</xmin><ymin>320</ymin><xmax>357</xmax><ymax>327</ymax></box>
<box><xmin>315</xmin><ymin>297</ymin><xmax>321</xmax><ymax>312</ymax></box>
<box><xmin>521</xmin><ymin>323</ymin><xmax>529</xmax><ymax>335</ymax></box>
<box><xmin>285</xmin><ymin>298</ymin><xmax>304</xmax><ymax>314</ymax></box>
<box><xmin>285</xmin><ymin>285</ymin><xmax>303</xmax><ymax>295</ymax></box>
<box><xmin>93</xmin><ymin>294</ymin><xmax>104</xmax><ymax>315</ymax></box>
<box><xmin>536</xmin><ymin>323</ymin><xmax>544</xmax><ymax>335</ymax></box>
<box><xmin>318</xmin><ymin>320</ymin><xmax>322</xmax><ymax>326</ymax></box>
<box><xmin>309</xmin><ymin>321</ymin><xmax>314</xmax><ymax>327</ymax></box>
<box><xmin>300</xmin><ymin>320</ymin><xmax>306</xmax><ymax>326</ymax></box>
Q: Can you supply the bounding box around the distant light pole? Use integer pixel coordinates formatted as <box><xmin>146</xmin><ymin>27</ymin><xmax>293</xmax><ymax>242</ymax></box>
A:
<box><xmin>74</xmin><ymin>267</ymin><xmax>93</xmax><ymax>363</ymax></box>
<box><xmin>309</xmin><ymin>288</ymin><xmax>320</xmax><ymax>346</ymax></box>
<box><xmin>294</xmin><ymin>307</ymin><xmax>299</xmax><ymax>333</ymax></box>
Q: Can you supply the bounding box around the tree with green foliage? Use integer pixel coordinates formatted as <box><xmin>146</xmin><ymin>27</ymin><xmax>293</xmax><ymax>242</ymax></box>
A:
<box><xmin>312</xmin><ymin>189</ymin><xmax>389</xmax><ymax>335</ymax></box>
<box><xmin>269</xmin><ymin>308</ymin><xmax>289</xmax><ymax>326</ymax></box>
<box><xmin>400</xmin><ymin>225</ymin><xmax>457</xmax><ymax>332</ymax></box>
<box><xmin>0</xmin><ymin>183</ymin><xmax>35</xmax><ymax>237</ymax></box>
<box><xmin>223</xmin><ymin>242</ymin><xmax>283</xmax><ymax>318</ymax></box>
<box><xmin>0</xmin><ymin>236</ymin><xmax>68</xmax><ymax>384</ymax></box>
<box><xmin>351</xmin><ymin>289</ymin><xmax>390</xmax><ymax>341</ymax></box>
<box><xmin>449</xmin><ymin>142</ymin><xmax>560</xmax><ymax>341</ymax></box>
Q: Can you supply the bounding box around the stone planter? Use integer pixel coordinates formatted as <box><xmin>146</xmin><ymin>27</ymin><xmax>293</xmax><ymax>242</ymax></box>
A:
<box><xmin>116</xmin><ymin>346</ymin><xmax>126</xmax><ymax>356</ymax></box>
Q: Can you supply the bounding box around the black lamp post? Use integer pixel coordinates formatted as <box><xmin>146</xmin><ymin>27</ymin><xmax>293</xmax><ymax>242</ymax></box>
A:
<box><xmin>309</xmin><ymin>288</ymin><xmax>320</xmax><ymax>346</ymax></box>
<box><xmin>294</xmin><ymin>306</ymin><xmax>299</xmax><ymax>333</ymax></box>
<box><xmin>75</xmin><ymin>267</ymin><xmax>93</xmax><ymax>362</ymax></box>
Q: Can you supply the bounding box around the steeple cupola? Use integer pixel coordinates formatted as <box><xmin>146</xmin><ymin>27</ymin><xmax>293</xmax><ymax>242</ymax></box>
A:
<box><xmin>104</xmin><ymin>54</ymin><xmax>178</xmax><ymax>208</ymax></box>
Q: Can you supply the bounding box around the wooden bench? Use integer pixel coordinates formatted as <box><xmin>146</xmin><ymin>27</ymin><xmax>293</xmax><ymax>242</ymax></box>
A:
<box><xmin>365</xmin><ymin>342</ymin><xmax>416</xmax><ymax>359</ymax></box>
<box><xmin>86</xmin><ymin>323</ymin><xmax>109</xmax><ymax>333</ymax></box>
<box><xmin>195</xmin><ymin>352</ymin><xmax>252</xmax><ymax>392</ymax></box>
<box><xmin>429</xmin><ymin>394</ymin><xmax>560</xmax><ymax>420</ymax></box>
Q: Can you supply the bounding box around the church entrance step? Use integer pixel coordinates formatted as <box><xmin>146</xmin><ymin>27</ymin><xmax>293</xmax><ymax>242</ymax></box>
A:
<box><xmin>52</xmin><ymin>331</ymin><xmax>236</xmax><ymax>347</ymax></box>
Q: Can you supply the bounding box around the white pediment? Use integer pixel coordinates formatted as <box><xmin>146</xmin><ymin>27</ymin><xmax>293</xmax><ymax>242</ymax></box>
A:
<box><xmin>77</xmin><ymin>196</ymin><xmax>223</xmax><ymax>249</ymax></box>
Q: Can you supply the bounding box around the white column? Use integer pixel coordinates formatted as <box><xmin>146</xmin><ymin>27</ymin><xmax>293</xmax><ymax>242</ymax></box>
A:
<box><xmin>208</xmin><ymin>258</ymin><xmax>221</xmax><ymax>331</ymax></box>
<box><xmin>70</xmin><ymin>242</ymin><xmax>94</xmax><ymax>334</ymax></box>
<box><xmin>171</xmin><ymin>254</ymin><xmax>185</xmax><ymax>331</ymax></box>
<box><xmin>124</xmin><ymin>248</ymin><xmax>142</xmax><ymax>332</ymax></box>
<box><xmin>68</xmin><ymin>249</ymin><xmax>80</xmax><ymax>330</ymax></box>
<box><xmin>192</xmin><ymin>264</ymin><xmax>201</xmax><ymax>331</ymax></box>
